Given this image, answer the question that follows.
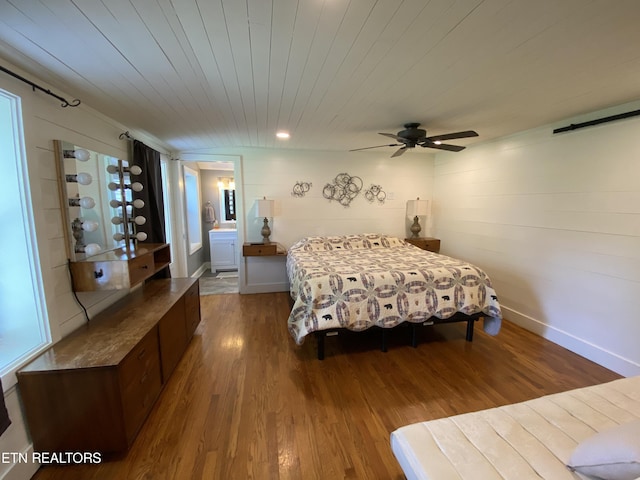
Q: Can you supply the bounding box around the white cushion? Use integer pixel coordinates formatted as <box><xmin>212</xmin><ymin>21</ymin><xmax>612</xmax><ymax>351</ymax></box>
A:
<box><xmin>567</xmin><ymin>420</ymin><xmax>640</xmax><ymax>480</ymax></box>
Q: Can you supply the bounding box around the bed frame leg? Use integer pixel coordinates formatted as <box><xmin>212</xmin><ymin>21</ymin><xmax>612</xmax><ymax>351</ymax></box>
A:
<box><xmin>381</xmin><ymin>328</ymin><xmax>388</xmax><ymax>352</ymax></box>
<box><xmin>411</xmin><ymin>323</ymin><xmax>418</xmax><ymax>347</ymax></box>
<box><xmin>466</xmin><ymin>318</ymin><xmax>475</xmax><ymax>341</ymax></box>
<box><xmin>316</xmin><ymin>332</ymin><xmax>325</xmax><ymax>360</ymax></box>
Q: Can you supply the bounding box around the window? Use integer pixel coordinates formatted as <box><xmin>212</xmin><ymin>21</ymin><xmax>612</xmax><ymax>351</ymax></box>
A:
<box><xmin>183</xmin><ymin>165</ymin><xmax>202</xmax><ymax>254</ymax></box>
<box><xmin>0</xmin><ymin>88</ymin><xmax>50</xmax><ymax>383</ymax></box>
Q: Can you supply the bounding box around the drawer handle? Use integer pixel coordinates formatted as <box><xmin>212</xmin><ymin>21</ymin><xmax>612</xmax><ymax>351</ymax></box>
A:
<box><xmin>140</xmin><ymin>265</ymin><xmax>149</xmax><ymax>270</ymax></box>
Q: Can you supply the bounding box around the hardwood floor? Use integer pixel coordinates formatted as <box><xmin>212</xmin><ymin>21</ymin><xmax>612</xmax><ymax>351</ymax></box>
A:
<box><xmin>32</xmin><ymin>292</ymin><xmax>620</xmax><ymax>479</ymax></box>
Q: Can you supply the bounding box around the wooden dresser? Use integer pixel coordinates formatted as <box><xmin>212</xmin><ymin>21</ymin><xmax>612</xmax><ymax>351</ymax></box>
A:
<box><xmin>17</xmin><ymin>277</ymin><xmax>201</xmax><ymax>454</ymax></box>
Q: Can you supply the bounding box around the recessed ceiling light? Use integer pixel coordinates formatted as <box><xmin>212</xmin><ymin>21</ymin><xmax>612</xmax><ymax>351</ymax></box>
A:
<box><xmin>276</xmin><ymin>131</ymin><xmax>290</xmax><ymax>139</ymax></box>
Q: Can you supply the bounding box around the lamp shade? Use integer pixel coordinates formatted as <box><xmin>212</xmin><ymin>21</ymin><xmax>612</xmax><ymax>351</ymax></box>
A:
<box><xmin>406</xmin><ymin>198</ymin><xmax>428</xmax><ymax>218</ymax></box>
<box><xmin>256</xmin><ymin>198</ymin><xmax>274</xmax><ymax>218</ymax></box>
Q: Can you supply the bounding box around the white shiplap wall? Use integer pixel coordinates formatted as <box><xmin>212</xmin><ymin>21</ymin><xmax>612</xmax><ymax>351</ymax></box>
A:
<box><xmin>182</xmin><ymin>147</ymin><xmax>436</xmax><ymax>248</ymax></box>
<box><xmin>433</xmin><ymin>101</ymin><xmax>640</xmax><ymax>377</ymax></box>
<box><xmin>0</xmin><ymin>60</ymin><xmax>171</xmax><ymax>480</ymax></box>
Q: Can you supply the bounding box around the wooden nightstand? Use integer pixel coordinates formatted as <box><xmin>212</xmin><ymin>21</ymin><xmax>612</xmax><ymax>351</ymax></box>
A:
<box><xmin>242</xmin><ymin>242</ymin><xmax>286</xmax><ymax>257</ymax></box>
<box><xmin>405</xmin><ymin>237</ymin><xmax>441</xmax><ymax>253</ymax></box>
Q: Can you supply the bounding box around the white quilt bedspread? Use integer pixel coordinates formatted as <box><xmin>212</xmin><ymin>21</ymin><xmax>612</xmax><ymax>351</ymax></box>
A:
<box><xmin>286</xmin><ymin>234</ymin><xmax>502</xmax><ymax>345</ymax></box>
<box><xmin>391</xmin><ymin>376</ymin><xmax>640</xmax><ymax>480</ymax></box>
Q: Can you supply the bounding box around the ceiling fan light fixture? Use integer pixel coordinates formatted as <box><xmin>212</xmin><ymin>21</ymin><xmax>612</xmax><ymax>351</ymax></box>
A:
<box><xmin>433</xmin><ymin>140</ymin><xmax>442</xmax><ymax>145</ymax></box>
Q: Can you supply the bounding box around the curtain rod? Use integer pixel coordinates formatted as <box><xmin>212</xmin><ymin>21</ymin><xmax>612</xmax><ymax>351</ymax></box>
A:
<box><xmin>0</xmin><ymin>65</ymin><xmax>81</xmax><ymax>107</ymax></box>
<box><xmin>119</xmin><ymin>131</ymin><xmax>135</xmax><ymax>141</ymax></box>
<box><xmin>553</xmin><ymin>108</ymin><xmax>640</xmax><ymax>134</ymax></box>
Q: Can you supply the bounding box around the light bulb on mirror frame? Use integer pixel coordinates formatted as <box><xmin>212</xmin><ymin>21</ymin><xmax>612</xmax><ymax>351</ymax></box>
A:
<box><xmin>133</xmin><ymin>216</ymin><xmax>146</xmax><ymax>226</ymax></box>
<box><xmin>84</xmin><ymin>243</ymin><xmax>102</xmax><ymax>256</ymax></box>
<box><xmin>106</xmin><ymin>164</ymin><xmax>142</xmax><ymax>175</ymax></box>
<box><xmin>66</xmin><ymin>172</ymin><xmax>93</xmax><ymax>185</ymax></box>
<box><xmin>113</xmin><ymin>232</ymin><xmax>125</xmax><ymax>241</ymax></box>
<box><xmin>68</xmin><ymin>196</ymin><xmax>96</xmax><ymax>209</ymax></box>
<box><xmin>75</xmin><ymin>243</ymin><xmax>102</xmax><ymax>256</ymax></box>
<box><xmin>63</xmin><ymin>149</ymin><xmax>90</xmax><ymax>162</ymax></box>
<box><xmin>110</xmin><ymin>199</ymin><xmax>145</xmax><ymax>209</ymax></box>
<box><xmin>130</xmin><ymin>182</ymin><xmax>143</xmax><ymax>192</ymax></box>
<box><xmin>135</xmin><ymin>232</ymin><xmax>148</xmax><ymax>241</ymax></box>
<box><xmin>81</xmin><ymin>220</ymin><xmax>99</xmax><ymax>232</ymax></box>
<box><xmin>111</xmin><ymin>216</ymin><xmax>124</xmax><ymax>225</ymax></box>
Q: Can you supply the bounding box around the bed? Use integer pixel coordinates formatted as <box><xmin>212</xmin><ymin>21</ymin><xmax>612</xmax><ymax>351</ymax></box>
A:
<box><xmin>390</xmin><ymin>375</ymin><xmax>640</xmax><ymax>480</ymax></box>
<box><xmin>286</xmin><ymin>234</ymin><xmax>502</xmax><ymax>358</ymax></box>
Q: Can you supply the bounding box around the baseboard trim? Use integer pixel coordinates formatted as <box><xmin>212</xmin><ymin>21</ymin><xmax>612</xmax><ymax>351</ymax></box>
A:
<box><xmin>502</xmin><ymin>306</ymin><xmax>640</xmax><ymax>377</ymax></box>
<box><xmin>1</xmin><ymin>443</ymin><xmax>39</xmax><ymax>480</ymax></box>
<box><xmin>191</xmin><ymin>263</ymin><xmax>209</xmax><ymax>279</ymax></box>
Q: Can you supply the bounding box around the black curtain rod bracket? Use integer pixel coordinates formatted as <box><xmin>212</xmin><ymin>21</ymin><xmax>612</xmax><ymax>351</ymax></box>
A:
<box><xmin>119</xmin><ymin>131</ymin><xmax>135</xmax><ymax>141</ymax></box>
<box><xmin>553</xmin><ymin>108</ymin><xmax>640</xmax><ymax>134</ymax></box>
<box><xmin>0</xmin><ymin>65</ymin><xmax>80</xmax><ymax>107</ymax></box>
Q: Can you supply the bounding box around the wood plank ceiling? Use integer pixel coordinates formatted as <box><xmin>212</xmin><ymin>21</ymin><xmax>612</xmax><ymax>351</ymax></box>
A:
<box><xmin>0</xmin><ymin>0</ymin><xmax>639</xmax><ymax>154</ymax></box>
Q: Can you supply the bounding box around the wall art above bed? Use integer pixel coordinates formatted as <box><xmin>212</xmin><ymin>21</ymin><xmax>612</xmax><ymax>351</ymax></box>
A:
<box><xmin>322</xmin><ymin>172</ymin><xmax>363</xmax><ymax>207</ymax></box>
<box><xmin>291</xmin><ymin>180</ymin><xmax>312</xmax><ymax>197</ymax></box>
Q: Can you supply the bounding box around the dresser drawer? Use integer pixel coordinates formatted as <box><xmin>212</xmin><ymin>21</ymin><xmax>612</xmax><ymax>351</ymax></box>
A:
<box><xmin>128</xmin><ymin>252</ymin><xmax>155</xmax><ymax>286</ymax></box>
<box><xmin>242</xmin><ymin>243</ymin><xmax>277</xmax><ymax>256</ymax></box>
<box><xmin>119</xmin><ymin>329</ymin><xmax>160</xmax><ymax>389</ymax></box>
<box><xmin>119</xmin><ymin>330</ymin><xmax>162</xmax><ymax>443</ymax></box>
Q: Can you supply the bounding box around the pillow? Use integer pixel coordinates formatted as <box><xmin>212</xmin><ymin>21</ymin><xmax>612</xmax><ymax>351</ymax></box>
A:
<box><xmin>567</xmin><ymin>420</ymin><xmax>640</xmax><ymax>480</ymax></box>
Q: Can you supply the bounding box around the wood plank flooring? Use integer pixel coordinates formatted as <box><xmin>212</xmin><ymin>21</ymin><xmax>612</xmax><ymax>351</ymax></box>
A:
<box><xmin>32</xmin><ymin>292</ymin><xmax>620</xmax><ymax>479</ymax></box>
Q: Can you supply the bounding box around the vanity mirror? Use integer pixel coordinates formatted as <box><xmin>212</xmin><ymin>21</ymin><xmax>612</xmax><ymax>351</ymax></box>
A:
<box><xmin>54</xmin><ymin>140</ymin><xmax>170</xmax><ymax>291</ymax></box>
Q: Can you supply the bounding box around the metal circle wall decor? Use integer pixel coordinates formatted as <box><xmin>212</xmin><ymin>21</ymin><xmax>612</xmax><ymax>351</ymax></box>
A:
<box><xmin>291</xmin><ymin>181</ymin><xmax>312</xmax><ymax>197</ymax></box>
<box><xmin>365</xmin><ymin>184</ymin><xmax>386</xmax><ymax>204</ymax></box>
<box><xmin>323</xmin><ymin>173</ymin><xmax>363</xmax><ymax>207</ymax></box>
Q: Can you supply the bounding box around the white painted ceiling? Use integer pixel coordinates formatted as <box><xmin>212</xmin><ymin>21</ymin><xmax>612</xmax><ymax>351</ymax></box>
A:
<box><xmin>1</xmin><ymin>0</ymin><xmax>639</xmax><ymax>155</ymax></box>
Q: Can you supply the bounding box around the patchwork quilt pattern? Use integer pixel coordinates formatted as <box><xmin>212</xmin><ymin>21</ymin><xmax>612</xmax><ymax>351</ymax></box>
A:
<box><xmin>287</xmin><ymin>234</ymin><xmax>502</xmax><ymax>344</ymax></box>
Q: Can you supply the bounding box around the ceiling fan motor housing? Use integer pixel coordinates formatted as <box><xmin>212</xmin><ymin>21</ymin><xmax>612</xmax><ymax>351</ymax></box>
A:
<box><xmin>398</xmin><ymin>123</ymin><xmax>426</xmax><ymax>143</ymax></box>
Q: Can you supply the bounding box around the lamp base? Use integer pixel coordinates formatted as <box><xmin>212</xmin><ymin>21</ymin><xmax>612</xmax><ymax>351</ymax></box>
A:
<box><xmin>261</xmin><ymin>218</ymin><xmax>271</xmax><ymax>244</ymax></box>
<box><xmin>410</xmin><ymin>215</ymin><xmax>422</xmax><ymax>238</ymax></box>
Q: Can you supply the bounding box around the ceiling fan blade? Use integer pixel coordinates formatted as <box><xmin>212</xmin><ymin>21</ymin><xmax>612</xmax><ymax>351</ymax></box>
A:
<box><xmin>422</xmin><ymin>142</ymin><xmax>465</xmax><ymax>152</ymax></box>
<box><xmin>379</xmin><ymin>132</ymin><xmax>405</xmax><ymax>141</ymax></box>
<box><xmin>391</xmin><ymin>146</ymin><xmax>408</xmax><ymax>157</ymax></box>
<box><xmin>349</xmin><ymin>143</ymin><xmax>402</xmax><ymax>152</ymax></box>
<box><xmin>426</xmin><ymin>130</ymin><xmax>478</xmax><ymax>142</ymax></box>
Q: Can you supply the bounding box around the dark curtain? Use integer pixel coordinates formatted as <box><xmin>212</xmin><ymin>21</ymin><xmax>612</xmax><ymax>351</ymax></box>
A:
<box><xmin>0</xmin><ymin>378</ymin><xmax>10</xmax><ymax>436</ymax></box>
<box><xmin>132</xmin><ymin>140</ymin><xmax>170</xmax><ymax>278</ymax></box>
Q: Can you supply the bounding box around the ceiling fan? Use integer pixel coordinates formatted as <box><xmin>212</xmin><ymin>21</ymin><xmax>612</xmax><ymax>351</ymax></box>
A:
<box><xmin>350</xmin><ymin>122</ymin><xmax>478</xmax><ymax>157</ymax></box>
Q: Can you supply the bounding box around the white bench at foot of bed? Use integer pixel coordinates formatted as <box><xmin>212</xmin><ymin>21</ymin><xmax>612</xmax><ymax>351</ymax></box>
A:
<box><xmin>391</xmin><ymin>376</ymin><xmax>640</xmax><ymax>480</ymax></box>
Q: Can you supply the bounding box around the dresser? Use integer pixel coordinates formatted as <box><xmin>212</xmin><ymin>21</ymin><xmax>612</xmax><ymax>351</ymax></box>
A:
<box><xmin>17</xmin><ymin>278</ymin><xmax>200</xmax><ymax>453</ymax></box>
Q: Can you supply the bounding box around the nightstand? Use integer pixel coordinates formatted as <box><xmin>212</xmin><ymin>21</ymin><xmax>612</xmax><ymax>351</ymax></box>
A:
<box><xmin>242</xmin><ymin>242</ymin><xmax>288</xmax><ymax>293</ymax></box>
<box><xmin>405</xmin><ymin>237</ymin><xmax>441</xmax><ymax>253</ymax></box>
<box><xmin>242</xmin><ymin>242</ymin><xmax>286</xmax><ymax>256</ymax></box>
